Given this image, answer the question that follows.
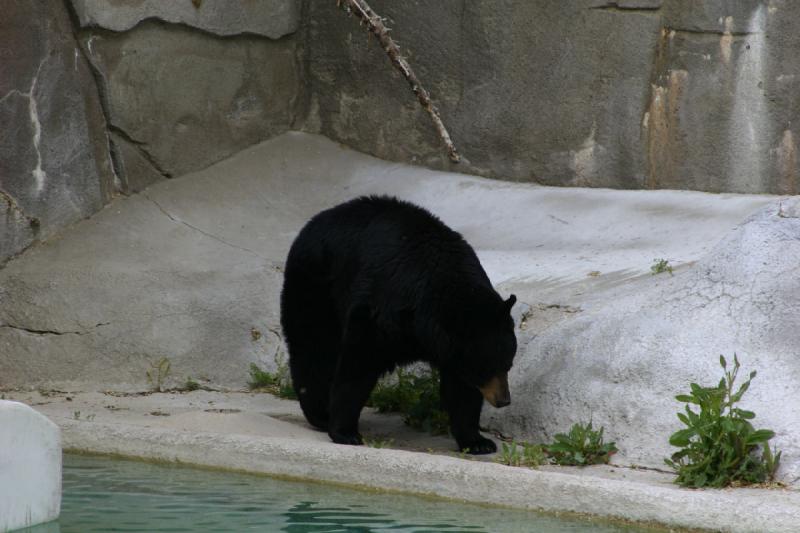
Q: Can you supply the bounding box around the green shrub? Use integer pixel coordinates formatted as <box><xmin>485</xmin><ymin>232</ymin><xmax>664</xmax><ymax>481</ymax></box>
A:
<box><xmin>665</xmin><ymin>354</ymin><xmax>781</xmax><ymax>488</ymax></box>
<box><xmin>368</xmin><ymin>367</ymin><xmax>450</xmax><ymax>435</ymax></box>
<box><xmin>545</xmin><ymin>421</ymin><xmax>618</xmax><ymax>466</ymax></box>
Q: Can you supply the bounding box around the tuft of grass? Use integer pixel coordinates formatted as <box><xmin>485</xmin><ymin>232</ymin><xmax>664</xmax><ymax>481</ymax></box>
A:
<box><xmin>544</xmin><ymin>421</ymin><xmax>618</xmax><ymax>466</ymax></box>
<box><xmin>367</xmin><ymin>367</ymin><xmax>450</xmax><ymax>435</ymax></box>
<box><xmin>650</xmin><ymin>258</ymin><xmax>673</xmax><ymax>276</ymax></box>
<box><xmin>496</xmin><ymin>441</ymin><xmax>547</xmax><ymax>468</ymax></box>
<box><xmin>146</xmin><ymin>357</ymin><xmax>171</xmax><ymax>392</ymax></box>
<box><xmin>665</xmin><ymin>354</ymin><xmax>781</xmax><ymax>488</ymax></box>
<box><xmin>365</xmin><ymin>437</ymin><xmax>394</xmax><ymax>449</ymax></box>
<box><xmin>248</xmin><ymin>352</ymin><xmax>296</xmax><ymax>400</ymax></box>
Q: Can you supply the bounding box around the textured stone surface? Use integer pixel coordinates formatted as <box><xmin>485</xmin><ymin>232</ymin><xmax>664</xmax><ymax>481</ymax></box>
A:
<box><xmin>78</xmin><ymin>20</ymin><xmax>300</xmax><ymax>183</ymax></box>
<box><xmin>485</xmin><ymin>197</ymin><xmax>800</xmax><ymax>482</ymax></box>
<box><xmin>303</xmin><ymin>0</ymin><xmax>800</xmax><ymax>193</ymax></box>
<box><xmin>71</xmin><ymin>0</ymin><xmax>301</xmax><ymax>39</ymax></box>
<box><xmin>0</xmin><ymin>132</ymin><xmax>773</xmax><ymax>393</ymax></box>
<box><xmin>0</xmin><ymin>0</ymin><xmax>114</xmax><ymax>263</ymax></box>
<box><xmin>0</xmin><ymin>401</ymin><xmax>61</xmax><ymax>532</ymax></box>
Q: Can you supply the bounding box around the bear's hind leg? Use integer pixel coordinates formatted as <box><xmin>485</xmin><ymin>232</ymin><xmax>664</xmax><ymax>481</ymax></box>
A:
<box><xmin>440</xmin><ymin>368</ymin><xmax>497</xmax><ymax>454</ymax></box>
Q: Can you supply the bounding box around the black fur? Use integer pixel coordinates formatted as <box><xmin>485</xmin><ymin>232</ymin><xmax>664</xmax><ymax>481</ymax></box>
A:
<box><xmin>280</xmin><ymin>196</ymin><xmax>517</xmax><ymax>453</ymax></box>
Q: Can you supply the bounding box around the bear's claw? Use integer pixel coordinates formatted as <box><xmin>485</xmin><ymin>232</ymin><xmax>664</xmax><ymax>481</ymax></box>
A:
<box><xmin>459</xmin><ymin>436</ymin><xmax>497</xmax><ymax>455</ymax></box>
<box><xmin>329</xmin><ymin>431</ymin><xmax>364</xmax><ymax>446</ymax></box>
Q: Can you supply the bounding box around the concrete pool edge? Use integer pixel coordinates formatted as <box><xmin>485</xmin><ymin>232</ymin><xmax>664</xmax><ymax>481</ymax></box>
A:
<box><xmin>59</xmin><ymin>419</ymin><xmax>797</xmax><ymax>532</ymax></box>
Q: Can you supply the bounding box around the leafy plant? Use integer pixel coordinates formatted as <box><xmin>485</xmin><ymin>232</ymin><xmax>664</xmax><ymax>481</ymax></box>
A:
<box><xmin>665</xmin><ymin>354</ymin><xmax>781</xmax><ymax>488</ymax></box>
<box><xmin>650</xmin><ymin>258</ymin><xmax>673</xmax><ymax>276</ymax></box>
<box><xmin>146</xmin><ymin>357</ymin><xmax>171</xmax><ymax>392</ymax></box>
<box><xmin>183</xmin><ymin>378</ymin><xmax>200</xmax><ymax>392</ymax></box>
<box><xmin>496</xmin><ymin>441</ymin><xmax>547</xmax><ymax>468</ymax></box>
<box><xmin>368</xmin><ymin>367</ymin><xmax>450</xmax><ymax>435</ymax></box>
<box><xmin>248</xmin><ymin>353</ymin><xmax>296</xmax><ymax>400</ymax></box>
<box><xmin>545</xmin><ymin>422</ymin><xmax>617</xmax><ymax>466</ymax></box>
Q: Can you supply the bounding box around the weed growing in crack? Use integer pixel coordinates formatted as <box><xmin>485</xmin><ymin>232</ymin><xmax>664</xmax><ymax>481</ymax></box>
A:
<box><xmin>249</xmin><ymin>351</ymin><xmax>296</xmax><ymax>400</ymax></box>
<box><xmin>665</xmin><ymin>354</ymin><xmax>781</xmax><ymax>488</ymax></box>
<box><xmin>495</xmin><ymin>441</ymin><xmax>547</xmax><ymax>468</ymax></box>
<box><xmin>146</xmin><ymin>357</ymin><xmax>171</xmax><ymax>392</ymax></box>
<box><xmin>650</xmin><ymin>258</ymin><xmax>673</xmax><ymax>275</ymax></box>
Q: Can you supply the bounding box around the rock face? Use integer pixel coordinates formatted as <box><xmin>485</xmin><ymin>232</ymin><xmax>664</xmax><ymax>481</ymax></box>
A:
<box><xmin>77</xmin><ymin>21</ymin><xmax>301</xmax><ymax>185</ymax></box>
<box><xmin>303</xmin><ymin>0</ymin><xmax>800</xmax><ymax>194</ymax></box>
<box><xmin>484</xmin><ymin>197</ymin><xmax>800</xmax><ymax>482</ymax></box>
<box><xmin>73</xmin><ymin>4</ymin><xmax>302</xmax><ymax>193</ymax></box>
<box><xmin>0</xmin><ymin>401</ymin><xmax>61</xmax><ymax>532</ymax></box>
<box><xmin>0</xmin><ymin>0</ymin><xmax>115</xmax><ymax>263</ymax></box>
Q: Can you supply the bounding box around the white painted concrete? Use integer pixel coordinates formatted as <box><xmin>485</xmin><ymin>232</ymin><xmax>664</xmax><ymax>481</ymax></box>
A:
<box><xmin>0</xmin><ymin>400</ymin><xmax>61</xmax><ymax>532</ymax></box>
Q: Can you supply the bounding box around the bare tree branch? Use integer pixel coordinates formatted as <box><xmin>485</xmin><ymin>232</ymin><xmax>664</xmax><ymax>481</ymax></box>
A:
<box><xmin>337</xmin><ymin>0</ymin><xmax>461</xmax><ymax>163</ymax></box>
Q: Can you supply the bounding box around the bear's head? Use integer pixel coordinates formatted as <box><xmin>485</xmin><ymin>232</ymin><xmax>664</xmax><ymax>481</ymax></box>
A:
<box><xmin>459</xmin><ymin>293</ymin><xmax>517</xmax><ymax>408</ymax></box>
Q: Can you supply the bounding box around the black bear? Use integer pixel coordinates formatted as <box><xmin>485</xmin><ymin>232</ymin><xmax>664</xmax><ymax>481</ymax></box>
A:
<box><xmin>280</xmin><ymin>196</ymin><xmax>517</xmax><ymax>454</ymax></box>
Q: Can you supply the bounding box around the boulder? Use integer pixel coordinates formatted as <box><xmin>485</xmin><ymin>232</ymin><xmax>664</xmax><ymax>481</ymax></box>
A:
<box><xmin>485</xmin><ymin>197</ymin><xmax>800</xmax><ymax>482</ymax></box>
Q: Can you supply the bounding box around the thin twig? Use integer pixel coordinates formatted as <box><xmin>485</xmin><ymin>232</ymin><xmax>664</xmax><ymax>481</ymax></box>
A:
<box><xmin>337</xmin><ymin>0</ymin><xmax>461</xmax><ymax>163</ymax></box>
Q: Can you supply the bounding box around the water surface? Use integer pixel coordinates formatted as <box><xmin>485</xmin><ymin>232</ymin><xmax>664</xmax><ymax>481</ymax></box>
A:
<box><xmin>26</xmin><ymin>454</ymin><xmax>653</xmax><ymax>532</ymax></box>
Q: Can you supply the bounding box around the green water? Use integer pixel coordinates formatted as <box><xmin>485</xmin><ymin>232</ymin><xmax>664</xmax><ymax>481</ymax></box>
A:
<box><xmin>25</xmin><ymin>455</ymin><xmax>652</xmax><ymax>532</ymax></box>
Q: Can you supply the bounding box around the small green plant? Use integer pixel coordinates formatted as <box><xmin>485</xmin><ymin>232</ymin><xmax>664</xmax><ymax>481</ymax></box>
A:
<box><xmin>650</xmin><ymin>258</ymin><xmax>673</xmax><ymax>275</ymax></box>
<box><xmin>665</xmin><ymin>354</ymin><xmax>781</xmax><ymax>488</ymax></box>
<box><xmin>365</xmin><ymin>437</ymin><xmax>394</xmax><ymax>449</ymax></box>
<box><xmin>248</xmin><ymin>354</ymin><xmax>296</xmax><ymax>400</ymax></box>
<box><xmin>545</xmin><ymin>422</ymin><xmax>618</xmax><ymax>466</ymax></box>
<box><xmin>146</xmin><ymin>357</ymin><xmax>171</xmax><ymax>392</ymax></box>
<box><xmin>368</xmin><ymin>367</ymin><xmax>450</xmax><ymax>435</ymax></box>
<box><xmin>183</xmin><ymin>378</ymin><xmax>200</xmax><ymax>392</ymax></box>
<box><xmin>496</xmin><ymin>441</ymin><xmax>547</xmax><ymax>468</ymax></box>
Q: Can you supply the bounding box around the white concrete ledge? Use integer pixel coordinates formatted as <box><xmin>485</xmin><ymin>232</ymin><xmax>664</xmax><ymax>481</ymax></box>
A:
<box><xmin>61</xmin><ymin>418</ymin><xmax>800</xmax><ymax>533</ymax></box>
<box><xmin>0</xmin><ymin>401</ymin><xmax>61</xmax><ymax>533</ymax></box>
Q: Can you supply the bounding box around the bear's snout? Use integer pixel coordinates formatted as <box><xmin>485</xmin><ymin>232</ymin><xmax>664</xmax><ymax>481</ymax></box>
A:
<box><xmin>478</xmin><ymin>373</ymin><xmax>511</xmax><ymax>408</ymax></box>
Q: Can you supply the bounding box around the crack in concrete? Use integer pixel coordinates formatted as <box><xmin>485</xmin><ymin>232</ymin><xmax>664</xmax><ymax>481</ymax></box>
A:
<box><xmin>0</xmin><ymin>321</ymin><xmax>110</xmax><ymax>337</ymax></box>
<box><xmin>142</xmin><ymin>193</ymin><xmax>265</xmax><ymax>258</ymax></box>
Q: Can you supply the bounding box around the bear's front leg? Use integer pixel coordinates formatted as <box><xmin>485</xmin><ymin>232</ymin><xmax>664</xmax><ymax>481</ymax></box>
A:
<box><xmin>327</xmin><ymin>365</ymin><xmax>380</xmax><ymax>445</ymax></box>
<box><xmin>326</xmin><ymin>312</ymin><xmax>383</xmax><ymax>448</ymax></box>
<box><xmin>440</xmin><ymin>368</ymin><xmax>497</xmax><ymax>454</ymax></box>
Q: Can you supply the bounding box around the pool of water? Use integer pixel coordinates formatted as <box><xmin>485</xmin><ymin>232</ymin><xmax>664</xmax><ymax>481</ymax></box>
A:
<box><xmin>23</xmin><ymin>454</ymin><xmax>653</xmax><ymax>532</ymax></box>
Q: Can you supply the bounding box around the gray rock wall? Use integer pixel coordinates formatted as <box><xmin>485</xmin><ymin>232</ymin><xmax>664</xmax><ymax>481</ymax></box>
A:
<box><xmin>71</xmin><ymin>0</ymin><xmax>303</xmax><ymax>192</ymax></box>
<box><xmin>302</xmin><ymin>0</ymin><xmax>800</xmax><ymax>194</ymax></box>
<box><xmin>0</xmin><ymin>0</ymin><xmax>302</xmax><ymax>264</ymax></box>
<box><xmin>0</xmin><ymin>0</ymin><xmax>115</xmax><ymax>263</ymax></box>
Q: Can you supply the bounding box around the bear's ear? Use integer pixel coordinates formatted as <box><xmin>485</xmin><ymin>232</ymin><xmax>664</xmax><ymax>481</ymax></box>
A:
<box><xmin>503</xmin><ymin>294</ymin><xmax>516</xmax><ymax>314</ymax></box>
